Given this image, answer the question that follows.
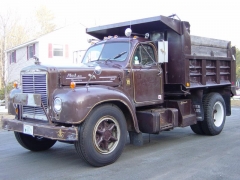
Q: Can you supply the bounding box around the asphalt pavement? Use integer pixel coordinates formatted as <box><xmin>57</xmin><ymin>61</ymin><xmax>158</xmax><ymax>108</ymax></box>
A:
<box><xmin>0</xmin><ymin>107</ymin><xmax>240</xmax><ymax>180</ymax></box>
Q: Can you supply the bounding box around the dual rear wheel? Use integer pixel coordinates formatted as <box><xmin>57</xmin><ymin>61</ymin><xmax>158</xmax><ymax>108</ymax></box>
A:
<box><xmin>190</xmin><ymin>93</ymin><xmax>226</xmax><ymax>135</ymax></box>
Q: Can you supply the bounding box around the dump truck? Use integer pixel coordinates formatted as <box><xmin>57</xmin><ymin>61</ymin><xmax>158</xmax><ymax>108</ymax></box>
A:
<box><xmin>1</xmin><ymin>14</ymin><xmax>236</xmax><ymax>167</ymax></box>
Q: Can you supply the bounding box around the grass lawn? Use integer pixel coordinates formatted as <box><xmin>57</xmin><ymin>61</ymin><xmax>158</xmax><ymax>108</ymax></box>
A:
<box><xmin>231</xmin><ymin>99</ymin><xmax>240</xmax><ymax>107</ymax></box>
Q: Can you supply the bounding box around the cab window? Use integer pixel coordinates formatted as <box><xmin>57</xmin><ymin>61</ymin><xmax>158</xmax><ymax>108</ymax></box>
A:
<box><xmin>132</xmin><ymin>44</ymin><xmax>155</xmax><ymax>65</ymax></box>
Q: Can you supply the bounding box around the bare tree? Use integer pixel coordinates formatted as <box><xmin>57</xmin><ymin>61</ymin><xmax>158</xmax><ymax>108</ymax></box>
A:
<box><xmin>35</xmin><ymin>5</ymin><xmax>56</xmax><ymax>36</ymax></box>
<box><xmin>0</xmin><ymin>13</ymin><xmax>8</xmax><ymax>89</ymax></box>
<box><xmin>0</xmin><ymin>6</ymin><xmax>56</xmax><ymax>106</ymax></box>
<box><xmin>0</xmin><ymin>10</ymin><xmax>32</xmax><ymax>106</ymax></box>
<box><xmin>0</xmin><ymin>10</ymin><xmax>30</xmax><ymax>87</ymax></box>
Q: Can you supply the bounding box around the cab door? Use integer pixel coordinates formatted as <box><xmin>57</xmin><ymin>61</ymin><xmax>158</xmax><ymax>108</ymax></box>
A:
<box><xmin>132</xmin><ymin>43</ymin><xmax>163</xmax><ymax>104</ymax></box>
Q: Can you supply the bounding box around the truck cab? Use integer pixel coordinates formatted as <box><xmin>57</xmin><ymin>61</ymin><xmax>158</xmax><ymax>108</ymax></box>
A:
<box><xmin>81</xmin><ymin>36</ymin><xmax>164</xmax><ymax>105</ymax></box>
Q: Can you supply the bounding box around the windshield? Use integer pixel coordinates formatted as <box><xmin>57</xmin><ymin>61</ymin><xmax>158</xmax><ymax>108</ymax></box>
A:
<box><xmin>82</xmin><ymin>42</ymin><xmax>129</xmax><ymax>63</ymax></box>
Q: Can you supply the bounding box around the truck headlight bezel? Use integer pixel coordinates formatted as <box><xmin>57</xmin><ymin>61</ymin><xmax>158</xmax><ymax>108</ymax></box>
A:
<box><xmin>53</xmin><ymin>97</ymin><xmax>62</xmax><ymax>113</ymax></box>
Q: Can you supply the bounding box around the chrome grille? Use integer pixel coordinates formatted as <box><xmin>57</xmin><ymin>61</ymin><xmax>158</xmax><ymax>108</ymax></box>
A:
<box><xmin>22</xmin><ymin>73</ymin><xmax>48</xmax><ymax>121</ymax></box>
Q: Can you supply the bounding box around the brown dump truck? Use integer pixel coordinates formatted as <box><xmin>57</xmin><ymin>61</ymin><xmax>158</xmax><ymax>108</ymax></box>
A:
<box><xmin>2</xmin><ymin>14</ymin><xmax>236</xmax><ymax>167</ymax></box>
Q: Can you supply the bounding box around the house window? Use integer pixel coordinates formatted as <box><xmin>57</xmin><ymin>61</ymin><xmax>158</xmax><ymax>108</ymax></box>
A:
<box><xmin>28</xmin><ymin>44</ymin><xmax>35</xmax><ymax>59</ymax></box>
<box><xmin>53</xmin><ymin>45</ymin><xmax>63</xmax><ymax>57</ymax></box>
<box><xmin>10</xmin><ymin>51</ymin><xmax>16</xmax><ymax>64</ymax></box>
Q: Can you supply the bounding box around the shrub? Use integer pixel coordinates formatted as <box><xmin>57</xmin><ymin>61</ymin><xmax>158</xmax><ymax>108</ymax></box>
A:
<box><xmin>0</xmin><ymin>83</ymin><xmax>15</xmax><ymax>100</ymax></box>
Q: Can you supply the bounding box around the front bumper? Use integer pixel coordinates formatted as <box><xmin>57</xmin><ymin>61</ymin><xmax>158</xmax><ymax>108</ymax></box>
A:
<box><xmin>1</xmin><ymin>118</ymin><xmax>78</xmax><ymax>141</ymax></box>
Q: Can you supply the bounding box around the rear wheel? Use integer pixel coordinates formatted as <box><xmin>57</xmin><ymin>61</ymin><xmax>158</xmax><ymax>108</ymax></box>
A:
<box><xmin>201</xmin><ymin>93</ymin><xmax>226</xmax><ymax>135</ymax></box>
<box><xmin>14</xmin><ymin>132</ymin><xmax>56</xmax><ymax>151</ymax></box>
<box><xmin>74</xmin><ymin>104</ymin><xmax>127</xmax><ymax>167</ymax></box>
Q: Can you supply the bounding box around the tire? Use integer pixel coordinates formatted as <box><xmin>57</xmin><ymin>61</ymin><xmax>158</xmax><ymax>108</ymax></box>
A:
<box><xmin>14</xmin><ymin>132</ymin><xmax>56</xmax><ymax>151</ymax></box>
<box><xmin>201</xmin><ymin>93</ymin><xmax>226</xmax><ymax>135</ymax></box>
<box><xmin>190</xmin><ymin>122</ymin><xmax>205</xmax><ymax>135</ymax></box>
<box><xmin>74</xmin><ymin>104</ymin><xmax>127</xmax><ymax>167</ymax></box>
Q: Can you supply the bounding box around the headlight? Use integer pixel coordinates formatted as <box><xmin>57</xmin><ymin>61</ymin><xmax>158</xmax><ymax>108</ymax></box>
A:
<box><xmin>53</xmin><ymin>97</ymin><xmax>62</xmax><ymax>112</ymax></box>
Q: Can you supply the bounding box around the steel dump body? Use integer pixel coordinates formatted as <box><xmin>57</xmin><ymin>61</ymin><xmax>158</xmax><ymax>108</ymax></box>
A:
<box><xmin>87</xmin><ymin>15</ymin><xmax>236</xmax><ymax>93</ymax></box>
<box><xmin>189</xmin><ymin>35</ymin><xmax>234</xmax><ymax>88</ymax></box>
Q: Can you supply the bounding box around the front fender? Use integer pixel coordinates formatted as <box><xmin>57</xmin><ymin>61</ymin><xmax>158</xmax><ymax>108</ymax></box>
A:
<box><xmin>52</xmin><ymin>86</ymin><xmax>139</xmax><ymax>132</ymax></box>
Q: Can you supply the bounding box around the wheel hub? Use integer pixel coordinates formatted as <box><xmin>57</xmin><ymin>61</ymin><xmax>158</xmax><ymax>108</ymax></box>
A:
<box><xmin>93</xmin><ymin>116</ymin><xmax>120</xmax><ymax>154</ymax></box>
<box><xmin>213</xmin><ymin>101</ymin><xmax>224</xmax><ymax>127</ymax></box>
<box><xmin>103</xmin><ymin>130</ymin><xmax>112</xmax><ymax>141</ymax></box>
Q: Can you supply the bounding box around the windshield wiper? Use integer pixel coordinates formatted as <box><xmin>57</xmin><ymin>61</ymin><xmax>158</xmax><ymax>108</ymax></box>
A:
<box><xmin>113</xmin><ymin>51</ymin><xmax>127</xmax><ymax>59</ymax></box>
<box><xmin>105</xmin><ymin>51</ymin><xmax>127</xmax><ymax>64</ymax></box>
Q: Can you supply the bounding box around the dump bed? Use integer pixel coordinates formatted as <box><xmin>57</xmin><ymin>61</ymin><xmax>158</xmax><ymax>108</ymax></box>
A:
<box><xmin>187</xmin><ymin>35</ymin><xmax>235</xmax><ymax>88</ymax></box>
<box><xmin>86</xmin><ymin>15</ymin><xmax>236</xmax><ymax>91</ymax></box>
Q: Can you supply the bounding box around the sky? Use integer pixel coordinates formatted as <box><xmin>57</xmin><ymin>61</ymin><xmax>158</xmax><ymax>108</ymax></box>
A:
<box><xmin>1</xmin><ymin>0</ymin><xmax>240</xmax><ymax>48</ymax></box>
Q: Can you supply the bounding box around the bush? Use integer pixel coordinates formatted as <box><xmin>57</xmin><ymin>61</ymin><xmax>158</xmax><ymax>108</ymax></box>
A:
<box><xmin>0</xmin><ymin>83</ymin><xmax>15</xmax><ymax>100</ymax></box>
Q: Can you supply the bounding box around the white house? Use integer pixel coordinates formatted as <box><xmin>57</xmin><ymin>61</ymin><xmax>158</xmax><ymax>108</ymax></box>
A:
<box><xmin>5</xmin><ymin>23</ymin><xmax>94</xmax><ymax>84</ymax></box>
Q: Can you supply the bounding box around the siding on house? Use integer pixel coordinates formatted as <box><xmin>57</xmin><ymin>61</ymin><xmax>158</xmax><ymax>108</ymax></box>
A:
<box><xmin>6</xmin><ymin>43</ymin><xmax>38</xmax><ymax>83</ymax></box>
<box><xmin>36</xmin><ymin>23</ymin><xmax>92</xmax><ymax>64</ymax></box>
<box><xmin>5</xmin><ymin>23</ymin><xmax>94</xmax><ymax>85</ymax></box>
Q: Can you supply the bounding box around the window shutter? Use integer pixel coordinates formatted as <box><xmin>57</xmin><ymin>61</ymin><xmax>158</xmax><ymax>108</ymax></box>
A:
<box><xmin>65</xmin><ymin>44</ymin><xmax>69</xmax><ymax>58</ymax></box>
<box><xmin>33</xmin><ymin>44</ymin><xmax>35</xmax><ymax>56</ymax></box>
<box><xmin>27</xmin><ymin>46</ymin><xmax>29</xmax><ymax>60</ymax></box>
<box><xmin>14</xmin><ymin>51</ymin><xmax>16</xmax><ymax>63</ymax></box>
<box><xmin>48</xmin><ymin>43</ymin><xmax>52</xmax><ymax>58</ymax></box>
<box><xmin>10</xmin><ymin>53</ymin><xmax>11</xmax><ymax>64</ymax></box>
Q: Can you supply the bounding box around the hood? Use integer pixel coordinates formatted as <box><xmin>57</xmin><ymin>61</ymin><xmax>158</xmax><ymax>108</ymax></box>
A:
<box><xmin>60</xmin><ymin>64</ymin><xmax>123</xmax><ymax>87</ymax></box>
<box><xmin>21</xmin><ymin>61</ymin><xmax>124</xmax><ymax>87</ymax></box>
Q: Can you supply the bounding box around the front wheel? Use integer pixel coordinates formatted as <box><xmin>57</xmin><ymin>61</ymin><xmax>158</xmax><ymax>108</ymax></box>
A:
<box><xmin>201</xmin><ymin>93</ymin><xmax>226</xmax><ymax>135</ymax></box>
<box><xmin>74</xmin><ymin>104</ymin><xmax>127</xmax><ymax>167</ymax></box>
<box><xmin>14</xmin><ymin>132</ymin><xmax>56</xmax><ymax>151</ymax></box>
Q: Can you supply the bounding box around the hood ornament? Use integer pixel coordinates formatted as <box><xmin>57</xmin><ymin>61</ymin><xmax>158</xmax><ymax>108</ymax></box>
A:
<box><xmin>33</xmin><ymin>55</ymin><xmax>40</xmax><ymax>65</ymax></box>
<box><xmin>86</xmin><ymin>66</ymin><xmax>102</xmax><ymax>87</ymax></box>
